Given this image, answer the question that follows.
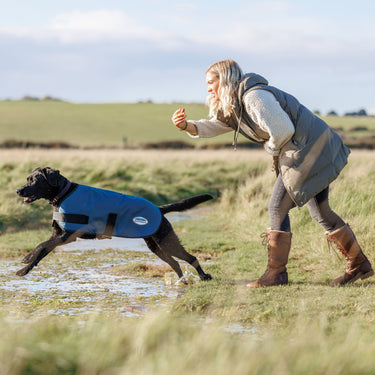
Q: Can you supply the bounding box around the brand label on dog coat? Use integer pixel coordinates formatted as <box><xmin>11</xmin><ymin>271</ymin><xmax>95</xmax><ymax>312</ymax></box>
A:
<box><xmin>53</xmin><ymin>185</ymin><xmax>162</xmax><ymax>238</ymax></box>
<box><xmin>133</xmin><ymin>217</ymin><xmax>148</xmax><ymax>225</ymax></box>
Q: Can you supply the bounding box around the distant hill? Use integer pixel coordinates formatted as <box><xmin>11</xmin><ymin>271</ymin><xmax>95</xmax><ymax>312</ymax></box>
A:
<box><xmin>1</xmin><ymin>101</ymin><xmax>374</xmax><ymax>149</ymax></box>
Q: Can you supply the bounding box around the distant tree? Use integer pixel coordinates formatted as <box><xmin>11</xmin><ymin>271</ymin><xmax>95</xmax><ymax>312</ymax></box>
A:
<box><xmin>313</xmin><ymin>110</ymin><xmax>321</xmax><ymax>115</ymax></box>
<box><xmin>327</xmin><ymin>110</ymin><xmax>338</xmax><ymax>116</ymax></box>
<box><xmin>42</xmin><ymin>95</ymin><xmax>63</xmax><ymax>101</ymax></box>
<box><xmin>344</xmin><ymin>108</ymin><xmax>367</xmax><ymax>116</ymax></box>
<box><xmin>22</xmin><ymin>95</ymin><xmax>40</xmax><ymax>101</ymax></box>
<box><xmin>358</xmin><ymin>109</ymin><xmax>367</xmax><ymax>116</ymax></box>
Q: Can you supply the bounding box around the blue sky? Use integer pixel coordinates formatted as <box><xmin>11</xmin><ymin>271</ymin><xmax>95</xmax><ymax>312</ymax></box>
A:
<box><xmin>1</xmin><ymin>0</ymin><xmax>374</xmax><ymax>114</ymax></box>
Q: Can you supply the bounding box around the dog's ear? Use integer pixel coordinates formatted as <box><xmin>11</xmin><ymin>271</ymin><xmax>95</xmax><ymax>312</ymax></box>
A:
<box><xmin>31</xmin><ymin>167</ymin><xmax>43</xmax><ymax>174</ymax></box>
<box><xmin>41</xmin><ymin>167</ymin><xmax>62</xmax><ymax>187</ymax></box>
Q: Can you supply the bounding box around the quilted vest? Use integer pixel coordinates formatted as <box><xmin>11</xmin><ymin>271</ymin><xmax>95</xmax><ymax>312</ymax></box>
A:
<box><xmin>53</xmin><ymin>185</ymin><xmax>162</xmax><ymax>238</ymax></box>
<box><xmin>219</xmin><ymin>73</ymin><xmax>350</xmax><ymax>206</ymax></box>
<box><xmin>245</xmin><ymin>81</ymin><xmax>350</xmax><ymax>206</ymax></box>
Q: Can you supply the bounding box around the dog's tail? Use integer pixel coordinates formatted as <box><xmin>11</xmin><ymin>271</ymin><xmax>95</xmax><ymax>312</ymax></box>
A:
<box><xmin>159</xmin><ymin>194</ymin><xmax>213</xmax><ymax>215</ymax></box>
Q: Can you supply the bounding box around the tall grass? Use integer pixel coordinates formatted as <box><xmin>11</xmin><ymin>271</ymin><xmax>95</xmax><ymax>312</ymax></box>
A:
<box><xmin>1</xmin><ymin>310</ymin><xmax>375</xmax><ymax>375</ymax></box>
<box><xmin>171</xmin><ymin>150</ymin><xmax>375</xmax><ymax>324</ymax></box>
<box><xmin>1</xmin><ymin>149</ymin><xmax>375</xmax><ymax>374</ymax></box>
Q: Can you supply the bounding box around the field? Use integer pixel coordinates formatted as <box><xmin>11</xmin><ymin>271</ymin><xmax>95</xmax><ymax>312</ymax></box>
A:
<box><xmin>1</xmin><ymin>102</ymin><xmax>375</xmax><ymax>374</ymax></box>
<box><xmin>1</xmin><ymin>100</ymin><xmax>375</xmax><ymax>148</ymax></box>
<box><xmin>0</xmin><ymin>101</ymin><xmax>214</xmax><ymax>147</ymax></box>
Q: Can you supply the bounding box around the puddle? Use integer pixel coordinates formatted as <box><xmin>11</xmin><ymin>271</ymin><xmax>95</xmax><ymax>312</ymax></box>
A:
<box><xmin>0</xmin><ymin>210</ymin><xmax>256</xmax><ymax>336</ymax></box>
<box><xmin>0</xmin><ymin>212</ymin><xmax>199</xmax><ymax>317</ymax></box>
<box><xmin>0</xmin><ymin>250</ymin><xmax>182</xmax><ymax>317</ymax></box>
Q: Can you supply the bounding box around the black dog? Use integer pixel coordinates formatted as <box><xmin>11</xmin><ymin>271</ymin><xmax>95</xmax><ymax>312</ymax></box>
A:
<box><xmin>16</xmin><ymin>167</ymin><xmax>212</xmax><ymax>281</ymax></box>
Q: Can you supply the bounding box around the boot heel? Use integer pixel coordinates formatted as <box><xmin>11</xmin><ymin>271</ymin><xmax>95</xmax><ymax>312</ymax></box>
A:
<box><xmin>360</xmin><ymin>269</ymin><xmax>374</xmax><ymax>280</ymax></box>
<box><xmin>327</xmin><ymin>224</ymin><xmax>373</xmax><ymax>286</ymax></box>
<box><xmin>347</xmin><ymin>269</ymin><xmax>375</xmax><ymax>285</ymax></box>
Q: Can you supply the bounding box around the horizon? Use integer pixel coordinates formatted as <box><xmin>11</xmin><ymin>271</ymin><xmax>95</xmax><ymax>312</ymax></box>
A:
<box><xmin>0</xmin><ymin>95</ymin><xmax>371</xmax><ymax>118</ymax></box>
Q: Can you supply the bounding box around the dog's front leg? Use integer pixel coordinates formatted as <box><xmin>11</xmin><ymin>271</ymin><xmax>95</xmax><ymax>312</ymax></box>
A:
<box><xmin>16</xmin><ymin>231</ymin><xmax>76</xmax><ymax>276</ymax></box>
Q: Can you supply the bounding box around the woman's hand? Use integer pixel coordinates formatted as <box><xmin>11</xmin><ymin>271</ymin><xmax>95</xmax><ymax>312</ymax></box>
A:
<box><xmin>171</xmin><ymin>108</ymin><xmax>187</xmax><ymax>130</ymax></box>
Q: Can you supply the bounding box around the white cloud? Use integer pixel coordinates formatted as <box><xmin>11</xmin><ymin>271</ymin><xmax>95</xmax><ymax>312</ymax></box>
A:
<box><xmin>1</xmin><ymin>4</ymin><xmax>373</xmax><ymax>59</ymax></box>
<box><xmin>184</xmin><ymin>1</ymin><xmax>372</xmax><ymax>59</ymax></box>
<box><xmin>49</xmin><ymin>10</ymin><xmax>161</xmax><ymax>43</ymax></box>
<box><xmin>0</xmin><ymin>9</ymin><xmax>179</xmax><ymax>49</ymax></box>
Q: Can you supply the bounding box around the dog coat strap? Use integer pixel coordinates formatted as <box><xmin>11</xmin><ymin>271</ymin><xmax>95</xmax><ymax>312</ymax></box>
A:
<box><xmin>104</xmin><ymin>213</ymin><xmax>117</xmax><ymax>236</ymax></box>
<box><xmin>53</xmin><ymin>210</ymin><xmax>89</xmax><ymax>225</ymax></box>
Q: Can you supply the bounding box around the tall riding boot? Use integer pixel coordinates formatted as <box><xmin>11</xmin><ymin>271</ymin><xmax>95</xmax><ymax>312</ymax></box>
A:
<box><xmin>326</xmin><ymin>224</ymin><xmax>374</xmax><ymax>286</ymax></box>
<box><xmin>246</xmin><ymin>229</ymin><xmax>292</xmax><ymax>288</ymax></box>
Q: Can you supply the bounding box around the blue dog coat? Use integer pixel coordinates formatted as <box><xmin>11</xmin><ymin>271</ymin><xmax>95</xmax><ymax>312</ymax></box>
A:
<box><xmin>53</xmin><ymin>185</ymin><xmax>162</xmax><ymax>238</ymax></box>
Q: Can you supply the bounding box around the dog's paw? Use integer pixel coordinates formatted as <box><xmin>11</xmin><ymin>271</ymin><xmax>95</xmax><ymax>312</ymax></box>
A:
<box><xmin>202</xmin><ymin>273</ymin><xmax>212</xmax><ymax>281</ymax></box>
<box><xmin>16</xmin><ymin>265</ymin><xmax>31</xmax><ymax>277</ymax></box>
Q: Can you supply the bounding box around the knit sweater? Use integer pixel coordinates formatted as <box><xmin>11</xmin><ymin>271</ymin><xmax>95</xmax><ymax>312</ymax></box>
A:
<box><xmin>190</xmin><ymin>89</ymin><xmax>295</xmax><ymax>155</ymax></box>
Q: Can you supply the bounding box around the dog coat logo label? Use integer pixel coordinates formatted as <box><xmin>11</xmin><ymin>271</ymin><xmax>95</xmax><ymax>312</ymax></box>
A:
<box><xmin>133</xmin><ymin>216</ymin><xmax>148</xmax><ymax>226</ymax></box>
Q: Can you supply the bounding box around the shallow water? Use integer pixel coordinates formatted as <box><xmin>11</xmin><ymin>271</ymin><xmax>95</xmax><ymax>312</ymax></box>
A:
<box><xmin>0</xmin><ymin>212</ymin><xmax>196</xmax><ymax>317</ymax></box>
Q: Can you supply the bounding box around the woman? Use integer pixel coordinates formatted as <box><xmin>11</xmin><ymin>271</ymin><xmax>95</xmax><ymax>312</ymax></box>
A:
<box><xmin>171</xmin><ymin>59</ymin><xmax>373</xmax><ymax>287</ymax></box>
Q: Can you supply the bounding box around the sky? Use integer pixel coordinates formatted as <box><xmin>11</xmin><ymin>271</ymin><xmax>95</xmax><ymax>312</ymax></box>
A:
<box><xmin>0</xmin><ymin>0</ymin><xmax>374</xmax><ymax>115</ymax></box>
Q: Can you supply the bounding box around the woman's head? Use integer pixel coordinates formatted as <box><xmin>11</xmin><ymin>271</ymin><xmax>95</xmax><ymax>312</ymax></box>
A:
<box><xmin>205</xmin><ymin>59</ymin><xmax>243</xmax><ymax>117</ymax></box>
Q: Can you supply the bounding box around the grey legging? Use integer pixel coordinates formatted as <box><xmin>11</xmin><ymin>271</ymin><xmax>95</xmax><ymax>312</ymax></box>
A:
<box><xmin>269</xmin><ymin>174</ymin><xmax>345</xmax><ymax>232</ymax></box>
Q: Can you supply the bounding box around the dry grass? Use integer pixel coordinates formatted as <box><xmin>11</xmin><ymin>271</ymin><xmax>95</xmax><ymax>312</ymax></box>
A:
<box><xmin>1</xmin><ymin>148</ymin><xmax>375</xmax><ymax>374</ymax></box>
<box><xmin>0</xmin><ymin>148</ymin><xmax>268</xmax><ymax>164</ymax></box>
<box><xmin>1</xmin><ymin>147</ymin><xmax>372</xmax><ymax>163</ymax></box>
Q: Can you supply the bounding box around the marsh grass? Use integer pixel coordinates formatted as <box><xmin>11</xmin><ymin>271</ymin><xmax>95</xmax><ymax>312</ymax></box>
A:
<box><xmin>0</xmin><ymin>149</ymin><xmax>264</xmax><ymax>238</ymax></box>
<box><xmin>1</xmin><ymin>149</ymin><xmax>375</xmax><ymax>374</ymax></box>
<box><xmin>2</xmin><ymin>310</ymin><xmax>375</xmax><ymax>375</ymax></box>
<box><xmin>0</xmin><ymin>229</ymin><xmax>51</xmax><ymax>257</ymax></box>
<box><xmin>172</xmin><ymin>150</ymin><xmax>375</xmax><ymax>325</ymax></box>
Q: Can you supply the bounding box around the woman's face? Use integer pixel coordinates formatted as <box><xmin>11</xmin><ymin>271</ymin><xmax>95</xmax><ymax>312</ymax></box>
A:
<box><xmin>206</xmin><ymin>71</ymin><xmax>220</xmax><ymax>101</ymax></box>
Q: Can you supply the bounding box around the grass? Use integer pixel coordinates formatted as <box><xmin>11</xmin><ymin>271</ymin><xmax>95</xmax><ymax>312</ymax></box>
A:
<box><xmin>1</xmin><ymin>100</ymin><xmax>375</xmax><ymax>148</ymax></box>
<box><xmin>2</xmin><ymin>310</ymin><xmax>375</xmax><ymax>375</ymax></box>
<box><xmin>1</xmin><ymin>148</ymin><xmax>375</xmax><ymax>374</ymax></box>
<box><xmin>171</xmin><ymin>150</ymin><xmax>375</xmax><ymax>324</ymax></box>
<box><xmin>0</xmin><ymin>148</ymin><xmax>265</xmax><ymax>234</ymax></box>
<box><xmin>0</xmin><ymin>101</ymin><xmax>217</xmax><ymax>147</ymax></box>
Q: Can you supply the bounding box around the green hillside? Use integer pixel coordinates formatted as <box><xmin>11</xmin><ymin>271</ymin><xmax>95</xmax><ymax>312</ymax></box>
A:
<box><xmin>1</xmin><ymin>100</ymin><xmax>374</xmax><ymax>148</ymax></box>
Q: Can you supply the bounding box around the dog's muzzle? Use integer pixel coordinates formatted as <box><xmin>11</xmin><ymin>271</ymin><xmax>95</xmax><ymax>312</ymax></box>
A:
<box><xmin>16</xmin><ymin>187</ymin><xmax>38</xmax><ymax>203</ymax></box>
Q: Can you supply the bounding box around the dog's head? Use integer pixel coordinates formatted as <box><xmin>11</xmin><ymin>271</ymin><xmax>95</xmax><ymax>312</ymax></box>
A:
<box><xmin>16</xmin><ymin>167</ymin><xmax>67</xmax><ymax>203</ymax></box>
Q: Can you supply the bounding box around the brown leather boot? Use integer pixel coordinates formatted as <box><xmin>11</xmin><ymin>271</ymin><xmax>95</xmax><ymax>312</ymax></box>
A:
<box><xmin>246</xmin><ymin>229</ymin><xmax>292</xmax><ymax>288</ymax></box>
<box><xmin>326</xmin><ymin>224</ymin><xmax>374</xmax><ymax>286</ymax></box>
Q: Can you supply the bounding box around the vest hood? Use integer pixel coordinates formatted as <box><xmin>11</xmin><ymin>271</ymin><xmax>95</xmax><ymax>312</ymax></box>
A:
<box><xmin>228</xmin><ymin>73</ymin><xmax>269</xmax><ymax>149</ymax></box>
<box><xmin>238</xmin><ymin>73</ymin><xmax>269</xmax><ymax>97</ymax></box>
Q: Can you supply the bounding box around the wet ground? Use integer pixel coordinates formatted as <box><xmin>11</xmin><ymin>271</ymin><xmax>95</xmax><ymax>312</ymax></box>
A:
<box><xmin>0</xmin><ymin>213</ymin><xmax>198</xmax><ymax>317</ymax></box>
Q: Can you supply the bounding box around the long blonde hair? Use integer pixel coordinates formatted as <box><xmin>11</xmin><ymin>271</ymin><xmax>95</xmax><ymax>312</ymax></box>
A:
<box><xmin>205</xmin><ymin>59</ymin><xmax>243</xmax><ymax>118</ymax></box>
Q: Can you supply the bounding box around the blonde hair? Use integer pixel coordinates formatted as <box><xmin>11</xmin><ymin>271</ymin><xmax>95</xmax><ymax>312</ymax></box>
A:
<box><xmin>205</xmin><ymin>59</ymin><xmax>243</xmax><ymax>118</ymax></box>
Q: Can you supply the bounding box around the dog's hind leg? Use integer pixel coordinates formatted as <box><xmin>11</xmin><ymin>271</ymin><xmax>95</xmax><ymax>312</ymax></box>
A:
<box><xmin>144</xmin><ymin>237</ymin><xmax>184</xmax><ymax>279</ymax></box>
<box><xmin>155</xmin><ymin>229</ymin><xmax>212</xmax><ymax>281</ymax></box>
